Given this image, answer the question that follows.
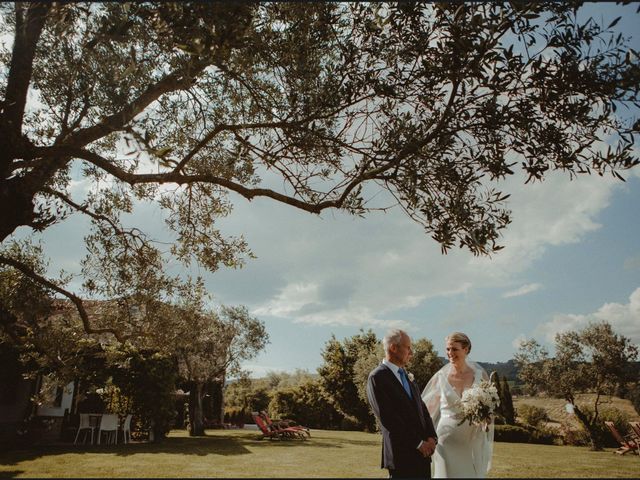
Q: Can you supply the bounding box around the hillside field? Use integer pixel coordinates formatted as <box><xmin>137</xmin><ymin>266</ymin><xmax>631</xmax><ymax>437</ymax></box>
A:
<box><xmin>513</xmin><ymin>393</ymin><xmax>639</xmax><ymax>428</ymax></box>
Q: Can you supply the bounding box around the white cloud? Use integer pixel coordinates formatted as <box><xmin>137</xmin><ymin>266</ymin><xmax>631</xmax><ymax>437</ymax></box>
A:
<box><xmin>209</xmin><ymin>168</ymin><xmax>626</xmax><ymax>333</ymax></box>
<box><xmin>537</xmin><ymin>287</ymin><xmax>640</xmax><ymax>344</ymax></box>
<box><xmin>68</xmin><ymin>177</ymin><xmax>93</xmax><ymax>198</ymax></box>
<box><xmin>470</xmin><ymin>171</ymin><xmax>616</xmax><ymax>275</ymax></box>
<box><xmin>503</xmin><ymin>283</ymin><xmax>542</xmax><ymax>298</ymax></box>
<box><xmin>252</xmin><ymin>282</ymin><xmax>321</xmax><ymax>317</ymax></box>
<box><xmin>511</xmin><ymin>333</ymin><xmax>528</xmax><ymax>350</ymax></box>
<box><xmin>293</xmin><ymin>307</ymin><xmax>411</xmax><ymax>330</ymax></box>
<box><xmin>252</xmin><ymin>280</ymin><xmax>411</xmax><ymax>330</ymax></box>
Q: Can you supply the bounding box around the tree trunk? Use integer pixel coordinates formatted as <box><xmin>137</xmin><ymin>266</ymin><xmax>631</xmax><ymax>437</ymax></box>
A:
<box><xmin>573</xmin><ymin>404</ymin><xmax>603</xmax><ymax>451</ymax></box>
<box><xmin>0</xmin><ymin>178</ymin><xmax>37</xmax><ymax>241</ymax></box>
<box><xmin>189</xmin><ymin>382</ymin><xmax>205</xmax><ymax>436</ymax></box>
<box><xmin>1</xmin><ymin>3</ymin><xmax>51</xmax><ymax>240</ymax></box>
<box><xmin>218</xmin><ymin>373</ymin><xmax>226</xmax><ymax>424</ymax></box>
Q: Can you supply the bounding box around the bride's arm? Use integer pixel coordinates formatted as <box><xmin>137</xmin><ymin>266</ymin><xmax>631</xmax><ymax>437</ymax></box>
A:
<box><xmin>421</xmin><ymin>371</ymin><xmax>441</xmax><ymax>425</ymax></box>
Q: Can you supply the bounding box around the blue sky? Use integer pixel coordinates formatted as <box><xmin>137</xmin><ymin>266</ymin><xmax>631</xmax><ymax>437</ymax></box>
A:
<box><xmin>210</xmin><ymin>169</ymin><xmax>640</xmax><ymax>374</ymax></box>
<box><xmin>11</xmin><ymin>2</ymin><xmax>640</xmax><ymax>377</ymax></box>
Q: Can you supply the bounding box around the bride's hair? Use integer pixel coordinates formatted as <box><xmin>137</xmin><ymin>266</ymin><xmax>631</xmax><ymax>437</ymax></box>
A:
<box><xmin>445</xmin><ymin>332</ymin><xmax>472</xmax><ymax>353</ymax></box>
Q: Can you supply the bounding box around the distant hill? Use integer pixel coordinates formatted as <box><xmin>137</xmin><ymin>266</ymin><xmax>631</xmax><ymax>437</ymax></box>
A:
<box><xmin>478</xmin><ymin>359</ymin><xmax>520</xmax><ymax>381</ymax></box>
<box><xmin>437</xmin><ymin>358</ymin><xmax>521</xmax><ymax>381</ymax></box>
<box><xmin>476</xmin><ymin>359</ymin><xmax>640</xmax><ymax>384</ymax></box>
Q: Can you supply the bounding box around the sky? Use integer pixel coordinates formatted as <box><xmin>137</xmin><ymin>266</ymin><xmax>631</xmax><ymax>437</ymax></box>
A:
<box><xmin>10</xmin><ymin>3</ymin><xmax>640</xmax><ymax>377</ymax></box>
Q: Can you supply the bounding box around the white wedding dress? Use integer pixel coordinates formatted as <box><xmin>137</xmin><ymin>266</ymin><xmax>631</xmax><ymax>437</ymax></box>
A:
<box><xmin>421</xmin><ymin>361</ymin><xmax>494</xmax><ymax>478</ymax></box>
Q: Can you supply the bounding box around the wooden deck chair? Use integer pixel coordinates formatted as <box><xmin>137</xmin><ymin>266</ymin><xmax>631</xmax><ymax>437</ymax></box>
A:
<box><xmin>604</xmin><ymin>421</ymin><xmax>639</xmax><ymax>455</ymax></box>
<box><xmin>260</xmin><ymin>410</ymin><xmax>310</xmax><ymax>437</ymax></box>
<box><xmin>251</xmin><ymin>412</ymin><xmax>306</xmax><ymax>440</ymax></box>
<box><xmin>628</xmin><ymin>422</ymin><xmax>640</xmax><ymax>453</ymax></box>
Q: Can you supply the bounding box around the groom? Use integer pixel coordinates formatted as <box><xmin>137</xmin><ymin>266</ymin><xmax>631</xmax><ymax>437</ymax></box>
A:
<box><xmin>367</xmin><ymin>329</ymin><xmax>438</xmax><ymax>479</ymax></box>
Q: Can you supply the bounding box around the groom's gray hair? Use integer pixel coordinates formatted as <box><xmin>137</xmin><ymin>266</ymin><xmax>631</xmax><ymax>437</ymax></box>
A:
<box><xmin>383</xmin><ymin>328</ymin><xmax>407</xmax><ymax>354</ymax></box>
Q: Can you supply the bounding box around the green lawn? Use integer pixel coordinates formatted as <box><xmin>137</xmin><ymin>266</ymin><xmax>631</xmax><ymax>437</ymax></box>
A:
<box><xmin>0</xmin><ymin>429</ymin><xmax>638</xmax><ymax>478</ymax></box>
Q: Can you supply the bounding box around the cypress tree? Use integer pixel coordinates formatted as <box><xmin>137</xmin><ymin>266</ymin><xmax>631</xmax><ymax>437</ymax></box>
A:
<box><xmin>501</xmin><ymin>376</ymin><xmax>516</xmax><ymax>425</ymax></box>
<box><xmin>490</xmin><ymin>371</ymin><xmax>504</xmax><ymax>420</ymax></box>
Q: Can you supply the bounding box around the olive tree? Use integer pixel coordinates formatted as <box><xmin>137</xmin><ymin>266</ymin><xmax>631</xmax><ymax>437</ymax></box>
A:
<box><xmin>130</xmin><ymin>280</ymin><xmax>269</xmax><ymax>436</ymax></box>
<box><xmin>318</xmin><ymin>330</ymin><xmax>378</xmax><ymax>430</ymax></box>
<box><xmin>174</xmin><ymin>305</ymin><xmax>268</xmax><ymax>436</ymax></box>
<box><xmin>515</xmin><ymin>322</ymin><xmax>638</xmax><ymax>450</ymax></box>
<box><xmin>1</xmin><ymin>2</ymin><xmax>639</xmax><ymax>343</ymax></box>
<box><xmin>0</xmin><ymin>243</ymin><xmax>266</xmax><ymax>438</ymax></box>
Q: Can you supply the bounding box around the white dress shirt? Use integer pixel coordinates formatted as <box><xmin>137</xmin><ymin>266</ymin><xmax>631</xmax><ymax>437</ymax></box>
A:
<box><xmin>382</xmin><ymin>358</ymin><xmax>406</xmax><ymax>387</ymax></box>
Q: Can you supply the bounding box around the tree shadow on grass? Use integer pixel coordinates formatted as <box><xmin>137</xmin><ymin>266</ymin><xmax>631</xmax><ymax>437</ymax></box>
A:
<box><xmin>0</xmin><ymin>431</ymin><xmax>380</xmax><ymax>466</ymax></box>
<box><xmin>0</xmin><ymin>435</ymin><xmax>252</xmax><ymax>464</ymax></box>
<box><xmin>0</xmin><ymin>471</ymin><xmax>25</xmax><ymax>479</ymax></box>
<box><xmin>241</xmin><ymin>431</ymin><xmax>380</xmax><ymax>449</ymax></box>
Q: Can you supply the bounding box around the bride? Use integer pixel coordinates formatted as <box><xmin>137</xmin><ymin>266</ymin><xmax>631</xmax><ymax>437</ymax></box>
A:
<box><xmin>421</xmin><ymin>332</ymin><xmax>494</xmax><ymax>478</ymax></box>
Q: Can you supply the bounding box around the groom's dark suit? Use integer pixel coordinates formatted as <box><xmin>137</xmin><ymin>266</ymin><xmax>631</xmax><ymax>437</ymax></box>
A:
<box><xmin>367</xmin><ymin>362</ymin><xmax>437</xmax><ymax>479</ymax></box>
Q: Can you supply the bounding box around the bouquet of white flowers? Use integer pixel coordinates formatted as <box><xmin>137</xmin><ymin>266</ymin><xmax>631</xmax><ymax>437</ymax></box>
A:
<box><xmin>455</xmin><ymin>380</ymin><xmax>500</xmax><ymax>431</ymax></box>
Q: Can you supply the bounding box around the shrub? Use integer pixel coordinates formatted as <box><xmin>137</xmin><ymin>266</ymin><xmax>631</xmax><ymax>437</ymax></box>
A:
<box><xmin>530</xmin><ymin>424</ymin><xmax>559</xmax><ymax>445</ymax></box>
<box><xmin>562</xmin><ymin>405</ymin><xmax>631</xmax><ymax>448</ymax></box>
<box><xmin>268</xmin><ymin>388</ymin><xmax>297</xmax><ymax>422</ymax></box>
<box><xmin>494</xmin><ymin>424</ymin><xmax>533</xmax><ymax>443</ymax></box>
<box><xmin>494</xmin><ymin>424</ymin><xmax>558</xmax><ymax>444</ymax></box>
<box><xmin>268</xmin><ymin>380</ymin><xmax>344</xmax><ymax>429</ymax></box>
<box><xmin>111</xmin><ymin>350</ymin><xmax>178</xmax><ymax>441</ymax></box>
<box><xmin>628</xmin><ymin>383</ymin><xmax>640</xmax><ymax>416</ymax></box>
<box><xmin>518</xmin><ymin>403</ymin><xmax>549</xmax><ymax>427</ymax></box>
<box><xmin>559</xmin><ymin>421</ymin><xmax>591</xmax><ymax>446</ymax></box>
<box><xmin>339</xmin><ymin>415</ymin><xmax>361</xmax><ymax>431</ymax></box>
<box><xmin>97</xmin><ymin>381</ymin><xmax>133</xmax><ymax>416</ymax></box>
<box><xmin>224</xmin><ymin>407</ymin><xmax>250</xmax><ymax>426</ymax></box>
<box><xmin>593</xmin><ymin>406</ymin><xmax>631</xmax><ymax>448</ymax></box>
<box><xmin>493</xmin><ymin>415</ymin><xmax>506</xmax><ymax>425</ymax></box>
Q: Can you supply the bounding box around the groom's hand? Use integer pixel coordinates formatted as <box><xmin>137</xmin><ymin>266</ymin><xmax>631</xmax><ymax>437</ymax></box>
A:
<box><xmin>420</xmin><ymin>437</ymin><xmax>437</xmax><ymax>457</ymax></box>
<box><xmin>418</xmin><ymin>438</ymin><xmax>435</xmax><ymax>457</ymax></box>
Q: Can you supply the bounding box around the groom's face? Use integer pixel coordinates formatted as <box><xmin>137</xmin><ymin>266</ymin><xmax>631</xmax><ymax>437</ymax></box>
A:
<box><xmin>391</xmin><ymin>334</ymin><xmax>413</xmax><ymax>367</ymax></box>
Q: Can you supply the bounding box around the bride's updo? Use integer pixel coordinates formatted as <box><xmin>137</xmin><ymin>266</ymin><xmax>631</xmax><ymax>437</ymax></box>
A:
<box><xmin>445</xmin><ymin>332</ymin><xmax>472</xmax><ymax>353</ymax></box>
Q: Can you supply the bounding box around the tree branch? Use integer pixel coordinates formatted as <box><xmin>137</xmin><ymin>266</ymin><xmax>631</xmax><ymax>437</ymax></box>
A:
<box><xmin>64</xmin><ymin>58</ymin><xmax>213</xmax><ymax>148</ymax></box>
<box><xmin>41</xmin><ymin>187</ymin><xmax>146</xmax><ymax>246</ymax></box>
<box><xmin>32</xmin><ymin>145</ymin><xmax>339</xmax><ymax>213</ymax></box>
<box><xmin>172</xmin><ymin>93</ymin><xmax>376</xmax><ymax>174</ymax></box>
<box><xmin>0</xmin><ymin>254</ymin><xmax>127</xmax><ymax>342</ymax></box>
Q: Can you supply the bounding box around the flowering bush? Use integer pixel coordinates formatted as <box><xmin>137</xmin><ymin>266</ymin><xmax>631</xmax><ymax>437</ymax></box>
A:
<box><xmin>455</xmin><ymin>380</ymin><xmax>500</xmax><ymax>430</ymax></box>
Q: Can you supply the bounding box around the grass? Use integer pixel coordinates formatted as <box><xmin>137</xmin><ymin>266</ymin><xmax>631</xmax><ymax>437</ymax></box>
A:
<box><xmin>0</xmin><ymin>428</ymin><xmax>639</xmax><ymax>478</ymax></box>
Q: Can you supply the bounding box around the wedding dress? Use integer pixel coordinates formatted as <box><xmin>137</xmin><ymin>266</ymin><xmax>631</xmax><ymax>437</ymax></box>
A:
<box><xmin>421</xmin><ymin>361</ymin><xmax>494</xmax><ymax>478</ymax></box>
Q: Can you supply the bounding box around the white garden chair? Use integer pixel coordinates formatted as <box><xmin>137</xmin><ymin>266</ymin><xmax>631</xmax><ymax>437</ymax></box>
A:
<box><xmin>97</xmin><ymin>413</ymin><xmax>119</xmax><ymax>445</ymax></box>
<box><xmin>122</xmin><ymin>414</ymin><xmax>133</xmax><ymax>444</ymax></box>
<box><xmin>73</xmin><ymin>413</ymin><xmax>95</xmax><ymax>445</ymax></box>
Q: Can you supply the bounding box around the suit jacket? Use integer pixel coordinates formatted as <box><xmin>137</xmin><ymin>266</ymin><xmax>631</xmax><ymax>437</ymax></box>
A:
<box><xmin>367</xmin><ymin>363</ymin><xmax>437</xmax><ymax>472</ymax></box>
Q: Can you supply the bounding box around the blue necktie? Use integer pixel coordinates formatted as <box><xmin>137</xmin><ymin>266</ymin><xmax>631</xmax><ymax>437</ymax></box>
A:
<box><xmin>398</xmin><ymin>368</ymin><xmax>412</xmax><ymax>398</ymax></box>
